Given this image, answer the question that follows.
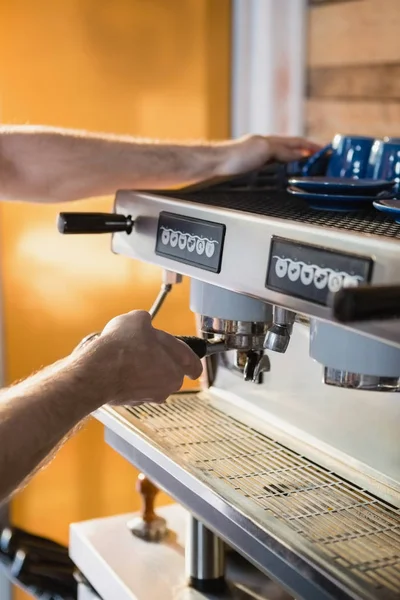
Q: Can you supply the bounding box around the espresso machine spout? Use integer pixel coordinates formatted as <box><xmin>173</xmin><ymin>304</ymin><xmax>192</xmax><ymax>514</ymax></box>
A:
<box><xmin>263</xmin><ymin>307</ymin><xmax>296</xmax><ymax>353</ymax></box>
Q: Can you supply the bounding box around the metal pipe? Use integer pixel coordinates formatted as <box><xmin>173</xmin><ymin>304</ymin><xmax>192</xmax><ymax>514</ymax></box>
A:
<box><xmin>185</xmin><ymin>516</ymin><xmax>225</xmax><ymax>593</ymax></box>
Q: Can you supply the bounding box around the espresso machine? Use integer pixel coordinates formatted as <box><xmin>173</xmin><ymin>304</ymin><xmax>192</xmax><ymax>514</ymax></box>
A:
<box><xmin>58</xmin><ymin>164</ymin><xmax>400</xmax><ymax>600</ymax></box>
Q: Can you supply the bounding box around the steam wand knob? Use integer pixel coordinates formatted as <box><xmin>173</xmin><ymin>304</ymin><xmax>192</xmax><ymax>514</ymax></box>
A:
<box><xmin>331</xmin><ymin>284</ymin><xmax>400</xmax><ymax>323</ymax></box>
<box><xmin>57</xmin><ymin>212</ymin><xmax>134</xmax><ymax>234</ymax></box>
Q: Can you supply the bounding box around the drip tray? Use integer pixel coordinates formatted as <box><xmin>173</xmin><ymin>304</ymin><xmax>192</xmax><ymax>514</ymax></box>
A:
<box><xmin>97</xmin><ymin>394</ymin><xmax>400</xmax><ymax>600</ymax></box>
<box><xmin>168</xmin><ymin>189</ymin><xmax>400</xmax><ymax>240</ymax></box>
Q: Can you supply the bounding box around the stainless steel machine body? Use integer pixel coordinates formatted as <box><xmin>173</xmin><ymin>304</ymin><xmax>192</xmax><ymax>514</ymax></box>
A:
<box><xmin>67</xmin><ymin>182</ymin><xmax>400</xmax><ymax>600</ymax></box>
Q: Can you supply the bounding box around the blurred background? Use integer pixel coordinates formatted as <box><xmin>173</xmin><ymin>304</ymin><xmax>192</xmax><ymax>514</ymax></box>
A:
<box><xmin>0</xmin><ymin>2</ymin><xmax>230</xmax><ymax>598</ymax></box>
<box><xmin>0</xmin><ymin>0</ymin><xmax>398</xmax><ymax>598</ymax></box>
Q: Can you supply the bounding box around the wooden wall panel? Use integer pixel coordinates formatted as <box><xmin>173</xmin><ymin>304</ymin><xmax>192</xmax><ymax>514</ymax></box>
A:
<box><xmin>308</xmin><ymin>0</ymin><xmax>400</xmax><ymax>67</ymax></box>
<box><xmin>306</xmin><ymin>99</ymin><xmax>400</xmax><ymax>143</ymax></box>
<box><xmin>306</xmin><ymin>0</ymin><xmax>400</xmax><ymax>142</ymax></box>
<box><xmin>308</xmin><ymin>64</ymin><xmax>400</xmax><ymax>102</ymax></box>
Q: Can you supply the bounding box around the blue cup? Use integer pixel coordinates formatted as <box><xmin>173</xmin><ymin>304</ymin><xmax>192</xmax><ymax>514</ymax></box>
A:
<box><xmin>327</xmin><ymin>134</ymin><xmax>375</xmax><ymax>178</ymax></box>
<box><xmin>368</xmin><ymin>139</ymin><xmax>400</xmax><ymax>193</ymax></box>
<box><xmin>302</xmin><ymin>134</ymin><xmax>375</xmax><ymax>178</ymax></box>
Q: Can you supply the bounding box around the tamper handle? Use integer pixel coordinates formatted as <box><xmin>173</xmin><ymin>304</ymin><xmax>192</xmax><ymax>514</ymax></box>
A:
<box><xmin>332</xmin><ymin>285</ymin><xmax>400</xmax><ymax>323</ymax></box>
<box><xmin>136</xmin><ymin>473</ymin><xmax>159</xmax><ymax>524</ymax></box>
<box><xmin>128</xmin><ymin>474</ymin><xmax>168</xmax><ymax>542</ymax></box>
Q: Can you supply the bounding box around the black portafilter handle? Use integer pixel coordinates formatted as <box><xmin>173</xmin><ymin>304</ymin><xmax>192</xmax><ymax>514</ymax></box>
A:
<box><xmin>176</xmin><ymin>336</ymin><xmax>208</xmax><ymax>358</ymax></box>
<box><xmin>78</xmin><ymin>333</ymin><xmax>211</xmax><ymax>358</ymax></box>
<box><xmin>57</xmin><ymin>212</ymin><xmax>134</xmax><ymax>234</ymax></box>
<box><xmin>331</xmin><ymin>284</ymin><xmax>400</xmax><ymax>323</ymax></box>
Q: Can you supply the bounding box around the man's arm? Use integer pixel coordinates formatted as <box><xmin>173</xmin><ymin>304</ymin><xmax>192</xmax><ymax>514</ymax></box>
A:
<box><xmin>0</xmin><ymin>125</ymin><xmax>320</xmax><ymax>202</ymax></box>
<box><xmin>0</xmin><ymin>355</ymin><xmax>100</xmax><ymax>503</ymax></box>
<box><xmin>0</xmin><ymin>311</ymin><xmax>202</xmax><ymax>505</ymax></box>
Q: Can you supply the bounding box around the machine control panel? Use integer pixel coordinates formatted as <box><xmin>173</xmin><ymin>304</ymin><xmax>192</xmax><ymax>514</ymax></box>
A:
<box><xmin>155</xmin><ymin>212</ymin><xmax>225</xmax><ymax>273</ymax></box>
<box><xmin>266</xmin><ymin>236</ymin><xmax>373</xmax><ymax>305</ymax></box>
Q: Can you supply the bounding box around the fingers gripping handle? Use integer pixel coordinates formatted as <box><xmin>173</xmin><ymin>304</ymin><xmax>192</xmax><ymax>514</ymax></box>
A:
<box><xmin>175</xmin><ymin>336</ymin><xmax>208</xmax><ymax>358</ymax></box>
<box><xmin>57</xmin><ymin>212</ymin><xmax>134</xmax><ymax>234</ymax></box>
<box><xmin>77</xmin><ymin>332</ymin><xmax>209</xmax><ymax>358</ymax></box>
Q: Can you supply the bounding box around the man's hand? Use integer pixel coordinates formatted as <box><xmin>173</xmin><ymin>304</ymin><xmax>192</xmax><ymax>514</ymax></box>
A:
<box><xmin>82</xmin><ymin>310</ymin><xmax>203</xmax><ymax>407</ymax></box>
<box><xmin>0</xmin><ymin>310</ymin><xmax>202</xmax><ymax>503</ymax></box>
<box><xmin>218</xmin><ymin>134</ymin><xmax>322</xmax><ymax>178</ymax></box>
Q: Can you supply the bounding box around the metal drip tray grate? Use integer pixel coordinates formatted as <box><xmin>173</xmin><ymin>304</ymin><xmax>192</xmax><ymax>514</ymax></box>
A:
<box><xmin>125</xmin><ymin>394</ymin><xmax>400</xmax><ymax>597</ymax></box>
<box><xmin>173</xmin><ymin>190</ymin><xmax>400</xmax><ymax>240</ymax></box>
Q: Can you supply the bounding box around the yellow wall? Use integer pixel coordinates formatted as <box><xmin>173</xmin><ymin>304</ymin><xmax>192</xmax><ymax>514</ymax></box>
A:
<box><xmin>0</xmin><ymin>1</ymin><xmax>230</xmax><ymax>597</ymax></box>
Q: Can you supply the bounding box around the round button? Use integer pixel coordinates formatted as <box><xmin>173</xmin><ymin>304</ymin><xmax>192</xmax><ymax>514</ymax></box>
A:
<box><xmin>287</xmin><ymin>261</ymin><xmax>301</xmax><ymax>282</ymax></box>
<box><xmin>314</xmin><ymin>268</ymin><xmax>329</xmax><ymax>290</ymax></box>
<box><xmin>205</xmin><ymin>241</ymin><xmax>215</xmax><ymax>258</ymax></box>
<box><xmin>187</xmin><ymin>236</ymin><xmax>196</xmax><ymax>252</ymax></box>
<box><xmin>161</xmin><ymin>230</ymin><xmax>170</xmax><ymax>245</ymax></box>
<box><xmin>328</xmin><ymin>272</ymin><xmax>343</xmax><ymax>293</ymax></box>
<box><xmin>343</xmin><ymin>275</ymin><xmax>360</xmax><ymax>288</ymax></box>
<box><xmin>178</xmin><ymin>233</ymin><xmax>187</xmax><ymax>250</ymax></box>
<box><xmin>196</xmin><ymin>239</ymin><xmax>205</xmax><ymax>255</ymax></box>
<box><xmin>275</xmin><ymin>258</ymin><xmax>288</xmax><ymax>278</ymax></box>
<box><xmin>300</xmin><ymin>265</ymin><xmax>314</xmax><ymax>286</ymax></box>
<box><xmin>170</xmin><ymin>232</ymin><xmax>178</xmax><ymax>247</ymax></box>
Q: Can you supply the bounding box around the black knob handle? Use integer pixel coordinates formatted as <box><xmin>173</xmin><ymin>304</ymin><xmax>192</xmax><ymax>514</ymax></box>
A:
<box><xmin>176</xmin><ymin>336</ymin><xmax>208</xmax><ymax>358</ymax></box>
<box><xmin>57</xmin><ymin>212</ymin><xmax>133</xmax><ymax>234</ymax></box>
<box><xmin>331</xmin><ymin>285</ymin><xmax>400</xmax><ymax>323</ymax></box>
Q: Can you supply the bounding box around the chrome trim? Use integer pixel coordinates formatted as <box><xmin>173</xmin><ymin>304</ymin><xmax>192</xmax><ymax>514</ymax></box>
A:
<box><xmin>324</xmin><ymin>368</ymin><xmax>400</xmax><ymax>392</ymax></box>
<box><xmin>200</xmin><ymin>317</ymin><xmax>269</xmax><ymax>351</ymax></box>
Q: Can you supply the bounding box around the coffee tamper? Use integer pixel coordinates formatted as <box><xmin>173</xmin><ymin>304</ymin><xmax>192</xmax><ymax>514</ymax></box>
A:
<box><xmin>127</xmin><ymin>473</ymin><xmax>168</xmax><ymax>542</ymax></box>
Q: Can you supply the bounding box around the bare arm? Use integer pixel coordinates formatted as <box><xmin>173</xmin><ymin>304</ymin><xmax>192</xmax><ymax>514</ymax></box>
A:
<box><xmin>0</xmin><ymin>354</ymin><xmax>100</xmax><ymax>502</ymax></box>
<box><xmin>0</xmin><ymin>125</ymin><xmax>320</xmax><ymax>202</ymax></box>
<box><xmin>0</xmin><ymin>311</ymin><xmax>202</xmax><ymax>505</ymax></box>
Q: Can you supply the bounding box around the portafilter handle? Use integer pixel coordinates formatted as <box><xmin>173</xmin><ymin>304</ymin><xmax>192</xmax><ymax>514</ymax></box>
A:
<box><xmin>331</xmin><ymin>285</ymin><xmax>400</xmax><ymax>323</ymax></box>
<box><xmin>57</xmin><ymin>212</ymin><xmax>134</xmax><ymax>234</ymax></box>
<box><xmin>77</xmin><ymin>332</ymin><xmax>221</xmax><ymax>359</ymax></box>
<box><xmin>176</xmin><ymin>336</ymin><xmax>210</xmax><ymax>358</ymax></box>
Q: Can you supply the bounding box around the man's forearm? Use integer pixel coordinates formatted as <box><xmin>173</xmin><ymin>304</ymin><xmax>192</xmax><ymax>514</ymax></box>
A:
<box><xmin>0</xmin><ymin>125</ymin><xmax>320</xmax><ymax>203</ymax></box>
<box><xmin>0</xmin><ymin>125</ymin><xmax>232</xmax><ymax>202</ymax></box>
<box><xmin>0</xmin><ymin>351</ymin><xmax>101</xmax><ymax>504</ymax></box>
